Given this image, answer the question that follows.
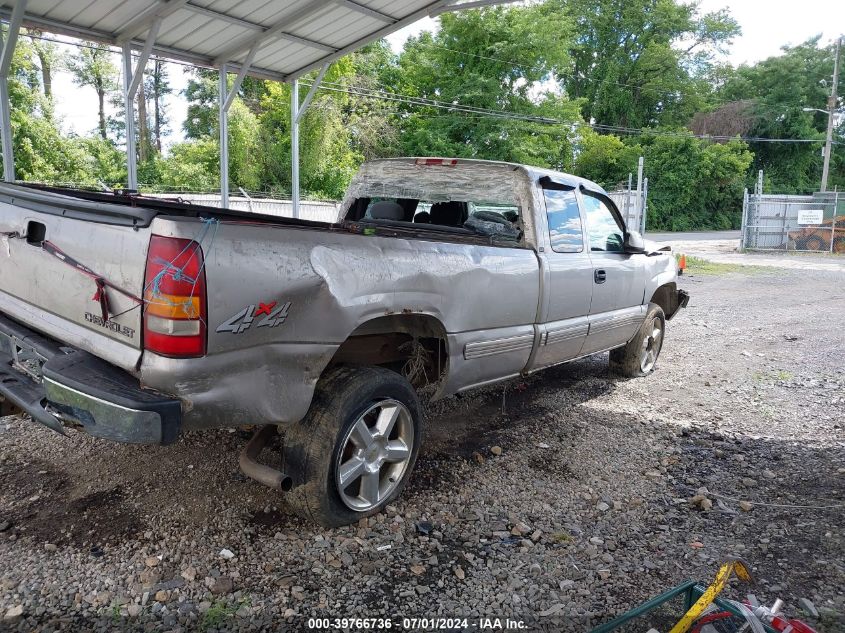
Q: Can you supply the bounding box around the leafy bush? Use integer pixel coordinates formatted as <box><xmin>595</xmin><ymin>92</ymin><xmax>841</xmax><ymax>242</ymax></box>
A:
<box><xmin>574</xmin><ymin>131</ymin><xmax>752</xmax><ymax>230</ymax></box>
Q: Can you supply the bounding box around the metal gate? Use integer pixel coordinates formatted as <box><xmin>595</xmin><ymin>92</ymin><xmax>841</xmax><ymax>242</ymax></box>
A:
<box><xmin>741</xmin><ymin>177</ymin><xmax>844</xmax><ymax>253</ymax></box>
<box><xmin>608</xmin><ymin>180</ymin><xmax>647</xmax><ymax>234</ymax></box>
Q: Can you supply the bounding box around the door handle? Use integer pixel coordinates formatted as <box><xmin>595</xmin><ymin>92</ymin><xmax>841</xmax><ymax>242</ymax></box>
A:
<box><xmin>594</xmin><ymin>269</ymin><xmax>607</xmax><ymax>284</ymax></box>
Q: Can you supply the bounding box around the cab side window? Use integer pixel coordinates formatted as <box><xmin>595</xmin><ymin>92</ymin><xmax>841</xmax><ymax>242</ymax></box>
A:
<box><xmin>544</xmin><ymin>189</ymin><xmax>583</xmax><ymax>253</ymax></box>
<box><xmin>582</xmin><ymin>194</ymin><xmax>624</xmax><ymax>252</ymax></box>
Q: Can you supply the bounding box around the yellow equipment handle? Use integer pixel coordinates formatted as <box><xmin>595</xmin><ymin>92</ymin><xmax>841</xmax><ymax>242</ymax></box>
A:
<box><xmin>668</xmin><ymin>558</ymin><xmax>753</xmax><ymax>633</ymax></box>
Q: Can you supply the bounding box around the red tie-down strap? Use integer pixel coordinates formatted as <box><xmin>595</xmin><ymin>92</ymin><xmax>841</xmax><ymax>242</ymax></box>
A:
<box><xmin>41</xmin><ymin>241</ymin><xmax>143</xmax><ymax>321</ymax></box>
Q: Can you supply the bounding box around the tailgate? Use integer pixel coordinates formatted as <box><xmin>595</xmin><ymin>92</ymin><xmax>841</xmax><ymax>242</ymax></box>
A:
<box><xmin>0</xmin><ymin>188</ymin><xmax>152</xmax><ymax>372</ymax></box>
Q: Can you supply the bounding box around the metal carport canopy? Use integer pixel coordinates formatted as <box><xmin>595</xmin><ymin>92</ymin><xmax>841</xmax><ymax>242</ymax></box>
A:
<box><xmin>0</xmin><ymin>0</ymin><xmax>519</xmax><ymax>213</ymax></box>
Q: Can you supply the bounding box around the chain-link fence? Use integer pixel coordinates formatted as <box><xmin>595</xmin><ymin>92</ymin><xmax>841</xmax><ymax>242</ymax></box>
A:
<box><xmin>741</xmin><ymin>182</ymin><xmax>844</xmax><ymax>253</ymax></box>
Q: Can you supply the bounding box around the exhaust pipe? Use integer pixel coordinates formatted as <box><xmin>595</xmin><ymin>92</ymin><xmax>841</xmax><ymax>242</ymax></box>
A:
<box><xmin>239</xmin><ymin>425</ymin><xmax>293</xmax><ymax>492</ymax></box>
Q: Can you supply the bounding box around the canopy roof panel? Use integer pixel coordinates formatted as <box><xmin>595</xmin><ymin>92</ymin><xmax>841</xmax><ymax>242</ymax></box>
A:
<box><xmin>0</xmin><ymin>0</ymin><xmax>475</xmax><ymax>81</ymax></box>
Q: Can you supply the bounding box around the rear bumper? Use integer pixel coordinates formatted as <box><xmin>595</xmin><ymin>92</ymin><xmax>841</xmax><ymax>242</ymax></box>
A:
<box><xmin>0</xmin><ymin>313</ymin><xmax>181</xmax><ymax>444</ymax></box>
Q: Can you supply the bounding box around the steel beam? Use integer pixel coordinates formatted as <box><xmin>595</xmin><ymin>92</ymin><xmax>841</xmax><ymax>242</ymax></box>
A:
<box><xmin>285</xmin><ymin>0</ymin><xmax>456</xmax><ymax>80</ymax></box>
<box><xmin>222</xmin><ymin>43</ymin><xmax>259</xmax><ymax>113</ymax></box>
<box><xmin>0</xmin><ymin>7</ymin><xmax>290</xmax><ymax>84</ymax></box>
<box><xmin>219</xmin><ymin>63</ymin><xmax>229</xmax><ymax>209</ymax></box>
<box><xmin>0</xmin><ymin>0</ymin><xmax>26</xmax><ymax>75</ymax></box>
<box><xmin>116</xmin><ymin>0</ymin><xmax>188</xmax><ymax>43</ymax></box>
<box><xmin>336</xmin><ymin>0</ymin><xmax>395</xmax><ymax>22</ymax></box>
<box><xmin>127</xmin><ymin>16</ymin><xmax>162</xmax><ymax>98</ymax></box>
<box><xmin>295</xmin><ymin>63</ymin><xmax>330</xmax><ymax>124</ymax></box>
<box><xmin>213</xmin><ymin>0</ymin><xmax>335</xmax><ymax>65</ymax></box>
<box><xmin>0</xmin><ymin>0</ymin><xmax>26</xmax><ymax>182</ymax></box>
<box><xmin>431</xmin><ymin>0</ymin><xmax>522</xmax><ymax>15</ymax></box>
<box><xmin>122</xmin><ymin>42</ymin><xmax>138</xmax><ymax>189</ymax></box>
<box><xmin>187</xmin><ymin>3</ymin><xmax>337</xmax><ymax>53</ymax></box>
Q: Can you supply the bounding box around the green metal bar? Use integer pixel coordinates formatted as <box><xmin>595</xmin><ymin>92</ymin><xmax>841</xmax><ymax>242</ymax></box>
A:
<box><xmin>591</xmin><ymin>582</ymin><xmax>777</xmax><ymax>633</ymax></box>
<box><xmin>591</xmin><ymin>580</ymin><xmax>698</xmax><ymax>633</ymax></box>
<box><xmin>684</xmin><ymin>584</ymin><xmax>697</xmax><ymax>611</ymax></box>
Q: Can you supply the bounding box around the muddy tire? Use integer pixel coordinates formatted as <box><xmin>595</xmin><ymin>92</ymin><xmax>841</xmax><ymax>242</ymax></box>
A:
<box><xmin>609</xmin><ymin>303</ymin><xmax>666</xmax><ymax>378</ymax></box>
<box><xmin>833</xmin><ymin>236</ymin><xmax>845</xmax><ymax>254</ymax></box>
<box><xmin>282</xmin><ymin>366</ymin><xmax>422</xmax><ymax>527</ymax></box>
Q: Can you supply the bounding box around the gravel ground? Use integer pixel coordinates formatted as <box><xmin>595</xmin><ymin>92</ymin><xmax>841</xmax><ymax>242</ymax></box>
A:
<box><xmin>665</xmin><ymin>239</ymin><xmax>845</xmax><ymax>273</ymax></box>
<box><xmin>1</xmin><ymin>262</ymin><xmax>843</xmax><ymax>632</ymax></box>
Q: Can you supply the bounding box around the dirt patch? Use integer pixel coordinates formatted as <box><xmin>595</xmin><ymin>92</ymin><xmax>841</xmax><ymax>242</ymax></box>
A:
<box><xmin>9</xmin><ymin>482</ymin><xmax>143</xmax><ymax>548</ymax></box>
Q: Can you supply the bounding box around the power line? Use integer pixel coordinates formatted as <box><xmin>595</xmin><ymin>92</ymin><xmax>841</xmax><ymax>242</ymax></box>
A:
<box><xmin>23</xmin><ymin>31</ymin><xmax>844</xmax><ymax>146</ymax></box>
<box><xmin>304</xmin><ymin>78</ymin><xmax>840</xmax><ymax>144</ymax></box>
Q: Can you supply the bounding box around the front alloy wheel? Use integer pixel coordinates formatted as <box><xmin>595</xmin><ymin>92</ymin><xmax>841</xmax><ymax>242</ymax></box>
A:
<box><xmin>639</xmin><ymin>316</ymin><xmax>664</xmax><ymax>373</ymax></box>
<box><xmin>610</xmin><ymin>302</ymin><xmax>666</xmax><ymax>378</ymax></box>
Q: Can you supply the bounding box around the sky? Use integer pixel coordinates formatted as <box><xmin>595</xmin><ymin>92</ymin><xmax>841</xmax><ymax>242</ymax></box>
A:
<box><xmin>50</xmin><ymin>0</ymin><xmax>845</xmax><ymax>150</ymax></box>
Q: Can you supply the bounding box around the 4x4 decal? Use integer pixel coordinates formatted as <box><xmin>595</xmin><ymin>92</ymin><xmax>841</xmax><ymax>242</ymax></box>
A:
<box><xmin>216</xmin><ymin>301</ymin><xmax>291</xmax><ymax>334</ymax></box>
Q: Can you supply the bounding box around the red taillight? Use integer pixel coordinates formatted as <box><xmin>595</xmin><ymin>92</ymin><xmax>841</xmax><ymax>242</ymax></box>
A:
<box><xmin>143</xmin><ymin>235</ymin><xmax>207</xmax><ymax>358</ymax></box>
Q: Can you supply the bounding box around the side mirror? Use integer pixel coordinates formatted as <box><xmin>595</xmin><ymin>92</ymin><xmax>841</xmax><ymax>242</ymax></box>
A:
<box><xmin>624</xmin><ymin>230</ymin><xmax>646</xmax><ymax>254</ymax></box>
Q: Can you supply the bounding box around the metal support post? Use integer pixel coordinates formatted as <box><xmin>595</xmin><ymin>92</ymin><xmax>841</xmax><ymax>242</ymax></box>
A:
<box><xmin>635</xmin><ymin>156</ymin><xmax>644</xmax><ymax>231</ymax></box>
<box><xmin>217</xmin><ymin>48</ymin><xmax>259</xmax><ymax>210</ymax></box>
<box><xmin>219</xmin><ymin>63</ymin><xmax>229</xmax><ymax>209</ymax></box>
<box><xmin>120</xmin><ymin>19</ymin><xmax>160</xmax><ymax>191</ymax></box>
<box><xmin>640</xmin><ymin>177</ymin><xmax>648</xmax><ymax>234</ymax></box>
<box><xmin>291</xmin><ymin>79</ymin><xmax>300</xmax><ymax>219</ymax></box>
<box><xmin>740</xmin><ymin>188</ymin><xmax>748</xmax><ymax>249</ymax></box>
<box><xmin>291</xmin><ymin>64</ymin><xmax>330</xmax><ymax>219</ymax></box>
<box><xmin>0</xmin><ymin>0</ymin><xmax>27</xmax><ymax>181</ymax></box>
<box><xmin>122</xmin><ymin>42</ymin><xmax>138</xmax><ymax>189</ymax></box>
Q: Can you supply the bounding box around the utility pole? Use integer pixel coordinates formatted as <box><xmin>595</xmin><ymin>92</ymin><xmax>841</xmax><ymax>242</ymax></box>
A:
<box><xmin>821</xmin><ymin>36</ymin><xmax>841</xmax><ymax>192</ymax></box>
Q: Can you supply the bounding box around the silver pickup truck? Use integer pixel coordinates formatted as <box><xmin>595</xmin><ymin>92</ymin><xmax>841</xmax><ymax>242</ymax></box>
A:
<box><xmin>0</xmin><ymin>158</ymin><xmax>687</xmax><ymax>526</ymax></box>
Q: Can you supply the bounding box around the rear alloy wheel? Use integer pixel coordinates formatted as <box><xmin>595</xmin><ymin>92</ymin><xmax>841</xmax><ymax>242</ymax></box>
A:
<box><xmin>283</xmin><ymin>366</ymin><xmax>422</xmax><ymax>527</ymax></box>
<box><xmin>335</xmin><ymin>399</ymin><xmax>415</xmax><ymax>512</ymax></box>
<box><xmin>610</xmin><ymin>303</ymin><xmax>666</xmax><ymax>378</ymax></box>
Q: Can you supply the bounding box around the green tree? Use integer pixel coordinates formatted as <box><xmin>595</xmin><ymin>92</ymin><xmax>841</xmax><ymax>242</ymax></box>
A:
<box><xmin>715</xmin><ymin>36</ymin><xmax>841</xmax><ymax>192</ymax></box>
<box><xmin>78</xmin><ymin>135</ymin><xmax>126</xmax><ymax>186</ymax></box>
<box><xmin>394</xmin><ymin>4</ymin><xmax>582</xmax><ymax>168</ymax></box>
<box><xmin>344</xmin><ymin>41</ymin><xmax>401</xmax><ymax>161</ymax></box>
<box><xmin>157</xmin><ymin>138</ymin><xmax>219</xmax><ymax>191</ymax></box>
<box><xmin>257</xmin><ymin>59</ymin><xmax>362</xmax><ymax>198</ymax></box>
<box><xmin>147</xmin><ymin>58</ymin><xmax>172</xmax><ymax>152</ymax></box>
<box><xmin>635</xmin><ymin>132</ymin><xmax>753</xmax><ymax>230</ymax></box>
<box><xmin>26</xmin><ymin>30</ymin><xmax>62</xmax><ymax>100</ymax></box>
<box><xmin>573</xmin><ymin>131</ymin><xmax>640</xmax><ymax>187</ymax></box>
<box><xmin>66</xmin><ymin>43</ymin><xmax>118</xmax><ymax>140</ymax></box>
<box><xmin>557</xmin><ymin>0</ymin><xmax>739</xmax><ymax>129</ymax></box>
<box><xmin>227</xmin><ymin>99</ymin><xmax>261</xmax><ymax>191</ymax></box>
<box><xmin>0</xmin><ymin>32</ymin><xmax>91</xmax><ymax>184</ymax></box>
<box><xmin>183</xmin><ymin>68</ymin><xmax>217</xmax><ymax>139</ymax></box>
